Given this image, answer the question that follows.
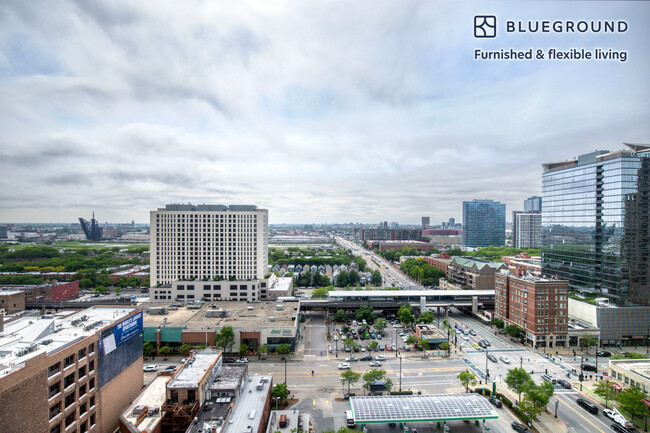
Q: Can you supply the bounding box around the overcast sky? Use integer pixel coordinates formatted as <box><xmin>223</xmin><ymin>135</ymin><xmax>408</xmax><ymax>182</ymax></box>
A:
<box><xmin>1</xmin><ymin>1</ymin><xmax>648</xmax><ymax>224</ymax></box>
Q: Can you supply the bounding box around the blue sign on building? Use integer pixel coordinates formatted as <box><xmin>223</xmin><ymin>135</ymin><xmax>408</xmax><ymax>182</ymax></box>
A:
<box><xmin>113</xmin><ymin>312</ymin><xmax>143</xmax><ymax>346</ymax></box>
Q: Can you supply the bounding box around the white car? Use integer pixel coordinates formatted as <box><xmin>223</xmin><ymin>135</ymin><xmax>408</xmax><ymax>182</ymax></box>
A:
<box><xmin>461</xmin><ymin>335</ymin><xmax>469</xmax><ymax>341</ymax></box>
<box><xmin>338</xmin><ymin>363</ymin><xmax>351</xmax><ymax>370</ymax></box>
<box><xmin>369</xmin><ymin>361</ymin><xmax>382</xmax><ymax>367</ymax></box>
<box><xmin>393</xmin><ymin>324</ymin><xmax>403</xmax><ymax>328</ymax></box>
<box><xmin>236</xmin><ymin>358</ymin><xmax>248</xmax><ymax>364</ymax></box>
<box><xmin>143</xmin><ymin>365</ymin><xmax>158</xmax><ymax>372</ymax></box>
<box><xmin>334</xmin><ymin>335</ymin><xmax>339</xmax><ymax>341</ymax></box>
<box><xmin>499</xmin><ymin>355</ymin><xmax>511</xmax><ymax>364</ymax></box>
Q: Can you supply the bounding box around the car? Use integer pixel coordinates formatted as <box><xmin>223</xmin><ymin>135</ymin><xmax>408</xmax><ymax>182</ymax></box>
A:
<box><xmin>375</xmin><ymin>355</ymin><xmax>386</xmax><ymax>361</ymax></box>
<box><xmin>222</xmin><ymin>357</ymin><xmax>235</xmax><ymax>363</ymax></box>
<box><xmin>402</xmin><ymin>345</ymin><xmax>411</xmax><ymax>351</ymax></box>
<box><xmin>391</xmin><ymin>344</ymin><xmax>397</xmax><ymax>351</ymax></box>
<box><xmin>576</xmin><ymin>398</ymin><xmax>599</xmax><ymax>414</ymax></box>
<box><xmin>556</xmin><ymin>379</ymin><xmax>572</xmax><ymax>389</ymax></box>
<box><xmin>488</xmin><ymin>396</ymin><xmax>502</xmax><ymax>408</ymax></box>
<box><xmin>360</xmin><ymin>354</ymin><xmax>373</xmax><ymax>361</ymax></box>
<box><xmin>379</xmin><ymin>345</ymin><xmax>385</xmax><ymax>351</ymax></box>
<box><xmin>472</xmin><ymin>343</ymin><xmax>481</xmax><ymax>350</ymax></box>
<box><xmin>345</xmin><ymin>356</ymin><xmax>358</xmax><ymax>362</ymax></box>
<box><xmin>482</xmin><ymin>340</ymin><xmax>491</xmax><ymax>347</ymax></box>
<box><xmin>478</xmin><ymin>341</ymin><xmax>487</xmax><ymax>349</ymax></box>
<box><xmin>365</xmin><ymin>333</ymin><xmax>371</xmax><ymax>339</ymax></box>
<box><xmin>487</xmin><ymin>354</ymin><xmax>497</xmax><ymax>363</ymax></box>
<box><xmin>353</xmin><ymin>346</ymin><xmax>360</xmax><ymax>352</ymax></box>
<box><xmin>362</xmin><ymin>319</ymin><xmax>367</xmax><ymax>325</ymax></box>
<box><xmin>611</xmin><ymin>423</ymin><xmax>638</xmax><ymax>433</ymax></box>
<box><xmin>377</xmin><ymin>334</ymin><xmax>383</xmax><ymax>340</ymax></box>
<box><xmin>370</xmin><ymin>333</ymin><xmax>376</xmax><ymax>339</ymax></box>
<box><xmin>338</xmin><ymin>363</ymin><xmax>351</xmax><ymax>370</ymax></box>
<box><xmin>499</xmin><ymin>355</ymin><xmax>511</xmax><ymax>364</ymax></box>
<box><xmin>369</xmin><ymin>361</ymin><xmax>382</xmax><ymax>367</ymax></box>
<box><xmin>394</xmin><ymin>324</ymin><xmax>403</xmax><ymax>328</ymax></box>
<box><xmin>359</xmin><ymin>334</ymin><xmax>365</xmax><ymax>340</ymax></box>
<box><xmin>334</xmin><ymin>335</ymin><xmax>339</xmax><ymax>341</ymax></box>
<box><xmin>597</xmin><ymin>351</ymin><xmax>612</xmax><ymax>357</ymax></box>
<box><xmin>582</xmin><ymin>363</ymin><xmax>598</xmax><ymax>372</ymax></box>
<box><xmin>469</xmin><ymin>330</ymin><xmax>477</xmax><ymax>336</ymax></box>
<box><xmin>352</xmin><ymin>321</ymin><xmax>358</xmax><ymax>326</ymax></box>
<box><xmin>385</xmin><ymin>344</ymin><xmax>391</xmax><ymax>351</ymax></box>
<box><xmin>360</xmin><ymin>347</ymin><xmax>366</xmax><ymax>352</ymax></box>
<box><xmin>604</xmin><ymin>408</ymin><xmax>616</xmax><ymax>420</ymax></box>
<box><xmin>143</xmin><ymin>365</ymin><xmax>158</xmax><ymax>372</ymax></box>
<box><xmin>511</xmin><ymin>421</ymin><xmax>531</xmax><ymax>433</ymax></box>
<box><xmin>236</xmin><ymin>358</ymin><xmax>248</xmax><ymax>364</ymax></box>
<box><xmin>165</xmin><ymin>365</ymin><xmax>177</xmax><ymax>371</ymax></box>
<box><xmin>461</xmin><ymin>335</ymin><xmax>469</xmax><ymax>341</ymax></box>
<box><xmin>344</xmin><ymin>346</ymin><xmax>351</xmax><ymax>352</ymax></box>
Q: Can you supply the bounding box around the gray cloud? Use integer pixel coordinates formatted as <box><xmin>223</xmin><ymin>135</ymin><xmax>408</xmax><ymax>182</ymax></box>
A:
<box><xmin>0</xmin><ymin>1</ymin><xmax>648</xmax><ymax>224</ymax></box>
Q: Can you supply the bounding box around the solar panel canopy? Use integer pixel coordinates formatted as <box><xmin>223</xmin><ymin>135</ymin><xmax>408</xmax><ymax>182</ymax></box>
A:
<box><xmin>350</xmin><ymin>394</ymin><xmax>498</xmax><ymax>423</ymax></box>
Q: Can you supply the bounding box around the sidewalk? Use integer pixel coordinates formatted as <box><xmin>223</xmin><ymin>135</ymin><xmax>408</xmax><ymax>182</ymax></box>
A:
<box><xmin>497</xmin><ymin>386</ymin><xmax>569</xmax><ymax>433</ymax></box>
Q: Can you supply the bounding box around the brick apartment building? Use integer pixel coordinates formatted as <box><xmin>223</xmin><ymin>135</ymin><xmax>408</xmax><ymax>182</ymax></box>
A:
<box><xmin>422</xmin><ymin>253</ymin><xmax>452</xmax><ymax>275</ymax></box>
<box><xmin>0</xmin><ymin>306</ymin><xmax>143</xmax><ymax>433</ymax></box>
<box><xmin>0</xmin><ymin>280</ymin><xmax>80</xmax><ymax>305</ymax></box>
<box><xmin>501</xmin><ymin>253</ymin><xmax>541</xmax><ymax>278</ymax></box>
<box><xmin>443</xmin><ymin>257</ymin><xmax>505</xmax><ymax>290</ymax></box>
<box><xmin>495</xmin><ymin>270</ymin><xmax>569</xmax><ymax>349</ymax></box>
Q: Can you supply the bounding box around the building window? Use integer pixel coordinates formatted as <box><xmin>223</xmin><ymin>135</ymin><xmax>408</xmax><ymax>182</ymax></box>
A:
<box><xmin>89</xmin><ymin>378</ymin><xmax>95</xmax><ymax>390</ymax></box>
<box><xmin>79</xmin><ymin>383</ymin><xmax>87</xmax><ymax>398</ymax></box>
<box><xmin>89</xmin><ymin>413</ymin><xmax>96</xmax><ymax>427</ymax></box>
<box><xmin>49</xmin><ymin>403</ymin><xmax>61</xmax><ymax>420</ymax></box>
<box><xmin>50</xmin><ymin>424</ymin><xmax>61</xmax><ymax>433</ymax></box>
<box><xmin>78</xmin><ymin>365</ymin><xmax>87</xmax><ymax>379</ymax></box>
<box><xmin>187</xmin><ymin>389</ymin><xmax>196</xmax><ymax>403</ymax></box>
<box><xmin>48</xmin><ymin>362</ymin><xmax>61</xmax><ymax>377</ymax></box>
<box><xmin>170</xmin><ymin>390</ymin><xmax>179</xmax><ymax>404</ymax></box>
<box><xmin>65</xmin><ymin>412</ymin><xmax>76</xmax><ymax>427</ymax></box>
<box><xmin>78</xmin><ymin>348</ymin><xmax>86</xmax><ymax>359</ymax></box>
<box><xmin>89</xmin><ymin>360</ymin><xmax>94</xmax><ymax>372</ymax></box>
<box><xmin>89</xmin><ymin>396</ymin><xmax>95</xmax><ymax>408</ymax></box>
<box><xmin>79</xmin><ymin>420</ymin><xmax>88</xmax><ymax>433</ymax></box>
<box><xmin>63</xmin><ymin>354</ymin><xmax>75</xmax><ymax>368</ymax></box>
<box><xmin>79</xmin><ymin>401</ymin><xmax>88</xmax><ymax>416</ymax></box>
<box><xmin>88</xmin><ymin>343</ymin><xmax>95</xmax><ymax>354</ymax></box>
<box><xmin>64</xmin><ymin>373</ymin><xmax>75</xmax><ymax>389</ymax></box>
<box><xmin>49</xmin><ymin>382</ymin><xmax>61</xmax><ymax>399</ymax></box>
<box><xmin>64</xmin><ymin>392</ymin><xmax>76</xmax><ymax>409</ymax></box>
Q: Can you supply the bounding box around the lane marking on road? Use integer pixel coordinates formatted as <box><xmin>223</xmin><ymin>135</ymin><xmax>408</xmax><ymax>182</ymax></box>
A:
<box><xmin>556</xmin><ymin>396</ymin><xmax>606</xmax><ymax>433</ymax></box>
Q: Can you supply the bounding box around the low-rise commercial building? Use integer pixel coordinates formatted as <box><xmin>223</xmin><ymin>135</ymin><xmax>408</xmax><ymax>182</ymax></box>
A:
<box><xmin>569</xmin><ymin>297</ymin><xmax>650</xmax><ymax>347</ymax></box>
<box><xmin>0</xmin><ymin>306</ymin><xmax>143</xmax><ymax>433</ymax></box>
<box><xmin>495</xmin><ymin>271</ymin><xmax>569</xmax><ymax>348</ymax></box>
<box><xmin>0</xmin><ymin>280</ymin><xmax>80</xmax><ymax>305</ymax></box>
<box><xmin>143</xmin><ymin>301</ymin><xmax>300</xmax><ymax>354</ymax></box>
<box><xmin>0</xmin><ymin>289</ymin><xmax>25</xmax><ymax>313</ymax></box>
<box><xmin>609</xmin><ymin>359</ymin><xmax>650</xmax><ymax>394</ymax></box>
<box><xmin>414</xmin><ymin>324</ymin><xmax>447</xmax><ymax>349</ymax></box>
<box><xmin>422</xmin><ymin>253</ymin><xmax>452</xmax><ymax>275</ymax></box>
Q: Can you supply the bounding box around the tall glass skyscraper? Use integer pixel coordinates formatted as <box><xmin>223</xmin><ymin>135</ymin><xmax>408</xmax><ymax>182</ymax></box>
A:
<box><xmin>462</xmin><ymin>199</ymin><xmax>505</xmax><ymax>247</ymax></box>
<box><xmin>541</xmin><ymin>144</ymin><xmax>650</xmax><ymax>304</ymax></box>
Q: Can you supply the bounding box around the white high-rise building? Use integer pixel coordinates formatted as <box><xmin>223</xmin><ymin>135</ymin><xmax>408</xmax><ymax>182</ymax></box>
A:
<box><xmin>149</xmin><ymin>204</ymin><xmax>268</xmax><ymax>301</ymax></box>
<box><xmin>514</xmin><ymin>212</ymin><xmax>542</xmax><ymax>249</ymax></box>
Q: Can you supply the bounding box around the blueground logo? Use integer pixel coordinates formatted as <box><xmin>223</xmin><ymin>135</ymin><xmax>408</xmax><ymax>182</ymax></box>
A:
<box><xmin>474</xmin><ymin>15</ymin><xmax>497</xmax><ymax>38</ymax></box>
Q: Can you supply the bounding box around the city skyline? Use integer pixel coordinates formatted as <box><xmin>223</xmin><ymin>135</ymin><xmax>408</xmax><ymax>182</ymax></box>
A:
<box><xmin>1</xmin><ymin>1</ymin><xmax>648</xmax><ymax>224</ymax></box>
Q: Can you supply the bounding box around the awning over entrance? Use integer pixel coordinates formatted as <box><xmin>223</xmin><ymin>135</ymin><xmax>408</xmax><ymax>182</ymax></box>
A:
<box><xmin>612</xmin><ymin>383</ymin><xmax>623</xmax><ymax>390</ymax></box>
<box><xmin>350</xmin><ymin>394</ymin><xmax>498</xmax><ymax>424</ymax></box>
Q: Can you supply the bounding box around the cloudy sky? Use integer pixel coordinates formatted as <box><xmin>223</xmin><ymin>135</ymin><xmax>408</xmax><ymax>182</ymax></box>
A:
<box><xmin>1</xmin><ymin>1</ymin><xmax>648</xmax><ymax>224</ymax></box>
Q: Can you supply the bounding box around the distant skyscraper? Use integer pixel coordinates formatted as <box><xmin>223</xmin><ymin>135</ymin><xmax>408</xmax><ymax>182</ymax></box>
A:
<box><xmin>512</xmin><ymin>211</ymin><xmax>523</xmax><ymax>247</ymax></box>
<box><xmin>449</xmin><ymin>218</ymin><xmax>455</xmax><ymax>227</ymax></box>
<box><xmin>524</xmin><ymin>196</ymin><xmax>542</xmax><ymax>212</ymax></box>
<box><xmin>542</xmin><ymin>145</ymin><xmax>650</xmax><ymax>303</ymax></box>
<box><xmin>78</xmin><ymin>212</ymin><xmax>103</xmax><ymax>241</ymax></box>
<box><xmin>421</xmin><ymin>216</ymin><xmax>430</xmax><ymax>227</ymax></box>
<box><xmin>514</xmin><ymin>213</ymin><xmax>542</xmax><ymax>249</ymax></box>
<box><xmin>462</xmin><ymin>199</ymin><xmax>506</xmax><ymax>247</ymax></box>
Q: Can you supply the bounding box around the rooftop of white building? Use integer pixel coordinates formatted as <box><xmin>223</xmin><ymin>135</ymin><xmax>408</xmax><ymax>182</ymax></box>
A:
<box><xmin>0</xmin><ymin>306</ymin><xmax>137</xmax><ymax>377</ymax></box>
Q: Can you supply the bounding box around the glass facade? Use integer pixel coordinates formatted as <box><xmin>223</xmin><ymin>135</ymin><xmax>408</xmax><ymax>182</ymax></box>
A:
<box><xmin>462</xmin><ymin>199</ymin><xmax>505</xmax><ymax>247</ymax></box>
<box><xmin>542</xmin><ymin>148</ymin><xmax>650</xmax><ymax>303</ymax></box>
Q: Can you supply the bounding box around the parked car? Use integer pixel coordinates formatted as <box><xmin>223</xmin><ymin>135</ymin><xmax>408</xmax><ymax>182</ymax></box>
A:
<box><xmin>236</xmin><ymin>358</ymin><xmax>248</xmax><ymax>364</ymax></box>
<box><xmin>576</xmin><ymin>398</ymin><xmax>599</xmax><ymax>414</ymax></box>
<box><xmin>377</xmin><ymin>334</ymin><xmax>383</xmax><ymax>340</ymax></box>
<box><xmin>393</xmin><ymin>324</ymin><xmax>403</xmax><ymax>328</ymax></box>
<box><xmin>499</xmin><ymin>355</ymin><xmax>510</xmax><ymax>364</ymax></box>
<box><xmin>488</xmin><ymin>396</ymin><xmax>502</xmax><ymax>408</ymax></box>
<box><xmin>487</xmin><ymin>354</ymin><xmax>497</xmax><ymax>363</ymax></box>
<box><xmin>165</xmin><ymin>365</ymin><xmax>177</xmax><ymax>371</ymax></box>
<box><xmin>511</xmin><ymin>422</ymin><xmax>531</xmax><ymax>433</ymax></box>
<box><xmin>379</xmin><ymin>345</ymin><xmax>385</xmax><ymax>351</ymax></box>
<box><xmin>369</xmin><ymin>361</ymin><xmax>382</xmax><ymax>367</ymax></box>
<box><xmin>385</xmin><ymin>344</ymin><xmax>392</xmax><ymax>351</ymax></box>
<box><xmin>222</xmin><ymin>357</ymin><xmax>235</xmax><ymax>363</ymax></box>
<box><xmin>597</xmin><ymin>351</ymin><xmax>612</xmax><ymax>357</ymax></box>
<box><xmin>338</xmin><ymin>363</ymin><xmax>351</xmax><ymax>370</ymax></box>
<box><xmin>556</xmin><ymin>379</ymin><xmax>572</xmax><ymax>389</ymax></box>
<box><xmin>345</xmin><ymin>356</ymin><xmax>358</xmax><ymax>362</ymax></box>
<box><xmin>143</xmin><ymin>365</ymin><xmax>158</xmax><ymax>372</ymax></box>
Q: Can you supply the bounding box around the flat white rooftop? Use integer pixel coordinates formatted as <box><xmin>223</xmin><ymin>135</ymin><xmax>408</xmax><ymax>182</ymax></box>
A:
<box><xmin>122</xmin><ymin>375</ymin><xmax>170</xmax><ymax>432</ymax></box>
<box><xmin>223</xmin><ymin>374</ymin><xmax>271</xmax><ymax>433</ymax></box>
<box><xmin>0</xmin><ymin>306</ymin><xmax>137</xmax><ymax>376</ymax></box>
<box><xmin>328</xmin><ymin>290</ymin><xmax>494</xmax><ymax>298</ymax></box>
<box><xmin>168</xmin><ymin>350</ymin><xmax>220</xmax><ymax>389</ymax></box>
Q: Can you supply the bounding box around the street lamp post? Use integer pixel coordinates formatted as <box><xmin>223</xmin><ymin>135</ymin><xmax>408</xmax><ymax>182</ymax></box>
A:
<box><xmin>554</xmin><ymin>399</ymin><xmax>559</xmax><ymax>418</ymax></box>
<box><xmin>485</xmin><ymin>351</ymin><xmax>489</xmax><ymax>381</ymax></box>
<box><xmin>580</xmin><ymin>355</ymin><xmax>584</xmax><ymax>391</ymax></box>
<box><xmin>399</xmin><ymin>354</ymin><xmax>403</xmax><ymax>392</ymax></box>
<box><xmin>520</xmin><ymin>356</ymin><xmax>523</xmax><ymax>369</ymax></box>
<box><xmin>284</xmin><ymin>356</ymin><xmax>287</xmax><ymax>385</ymax></box>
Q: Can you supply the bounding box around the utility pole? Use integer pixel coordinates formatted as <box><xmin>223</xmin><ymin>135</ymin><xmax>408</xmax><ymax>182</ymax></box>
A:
<box><xmin>580</xmin><ymin>355</ymin><xmax>583</xmax><ymax>391</ymax></box>
<box><xmin>399</xmin><ymin>354</ymin><xmax>402</xmax><ymax>392</ymax></box>
<box><xmin>485</xmin><ymin>351</ymin><xmax>489</xmax><ymax>380</ymax></box>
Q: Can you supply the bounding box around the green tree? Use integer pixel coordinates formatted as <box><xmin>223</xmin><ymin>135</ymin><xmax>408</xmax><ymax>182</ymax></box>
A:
<box><xmin>491</xmin><ymin>317</ymin><xmax>505</xmax><ymax>329</ymax></box>
<box><xmin>581</xmin><ymin>334</ymin><xmax>598</xmax><ymax>354</ymax></box>
<box><xmin>373</xmin><ymin>318</ymin><xmax>387</xmax><ymax>333</ymax></box>
<box><xmin>505</xmin><ymin>367</ymin><xmax>533</xmax><ymax>403</ymax></box>
<box><xmin>362</xmin><ymin>369</ymin><xmax>393</xmax><ymax>392</ymax></box>
<box><xmin>519</xmin><ymin>397</ymin><xmax>543</xmax><ymax>422</ymax></box>
<box><xmin>276</xmin><ymin>344</ymin><xmax>292</xmax><ymax>355</ymax></box>
<box><xmin>594</xmin><ymin>380</ymin><xmax>617</xmax><ymax>408</ymax></box>
<box><xmin>239</xmin><ymin>343</ymin><xmax>249</xmax><ymax>358</ymax></box>
<box><xmin>355</xmin><ymin>305</ymin><xmax>376</xmax><ymax>323</ymax></box>
<box><xmin>258</xmin><ymin>344</ymin><xmax>268</xmax><ymax>357</ymax></box>
<box><xmin>336</xmin><ymin>270</ymin><xmax>350</xmax><ymax>287</ymax></box>
<box><xmin>215</xmin><ymin>326</ymin><xmax>235</xmax><ymax>353</ymax></box>
<box><xmin>505</xmin><ymin>324</ymin><xmax>523</xmax><ymax>338</ymax></box>
<box><xmin>340</xmin><ymin>369</ymin><xmax>362</xmax><ymax>394</ymax></box>
<box><xmin>418</xmin><ymin>311</ymin><xmax>436</xmax><ymax>323</ymax></box>
<box><xmin>457</xmin><ymin>370</ymin><xmax>477</xmax><ymax>392</ymax></box>
<box><xmin>617</xmin><ymin>385</ymin><xmax>647</xmax><ymax>422</ymax></box>
<box><xmin>398</xmin><ymin>305</ymin><xmax>414</xmax><ymax>325</ymax></box>
<box><xmin>439</xmin><ymin>342</ymin><xmax>451</xmax><ymax>354</ymax></box>
<box><xmin>179</xmin><ymin>343</ymin><xmax>193</xmax><ymax>356</ymax></box>
<box><xmin>159</xmin><ymin>346</ymin><xmax>172</xmax><ymax>358</ymax></box>
<box><xmin>272</xmin><ymin>382</ymin><xmax>289</xmax><ymax>400</ymax></box>
<box><xmin>368</xmin><ymin>341</ymin><xmax>379</xmax><ymax>351</ymax></box>
<box><xmin>143</xmin><ymin>342</ymin><xmax>155</xmax><ymax>356</ymax></box>
<box><xmin>405</xmin><ymin>335</ymin><xmax>418</xmax><ymax>345</ymax></box>
<box><xmin>371</xmin><ymin>270</ymin><xmax>382</xmax><ymax>286</ymax></box>
<box><xmin>312</xmin><ymin>272</ymin><xmax>325</xmax><ymax>287</ymax></box>
<box><xmin>311</xmin><ymin>287</ymin><xmax>331</xmax><ymax>298</ymax></box>
<box><xmin>417</xmin><ymin>338</ymin><xmax>430</xmax><ymax>351</ymax></box>
<box><xmin>334</xmin><ymin>309</ymin><xmax>347</xmax><ymax>322</ymax></box>
<box><xmin>524</xmin><ymin>381</ymin><xmax>554</xmax><ymax>418</ymax></box>
<box><xmin>79</xmin><ymin>278</ymin><xmax>94</xmax><ymax>288</ymax></box>
<box><xmin>349</xmin><ymin>269</ymin><xmax>359</xmax><ymax>285</ymax></box>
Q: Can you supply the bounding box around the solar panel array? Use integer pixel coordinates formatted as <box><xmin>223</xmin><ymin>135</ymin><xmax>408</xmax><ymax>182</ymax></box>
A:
<box><xmin>350</xmin><ymin>394</ymin><xmax>498</xmax><ymax>423</ymax></box>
